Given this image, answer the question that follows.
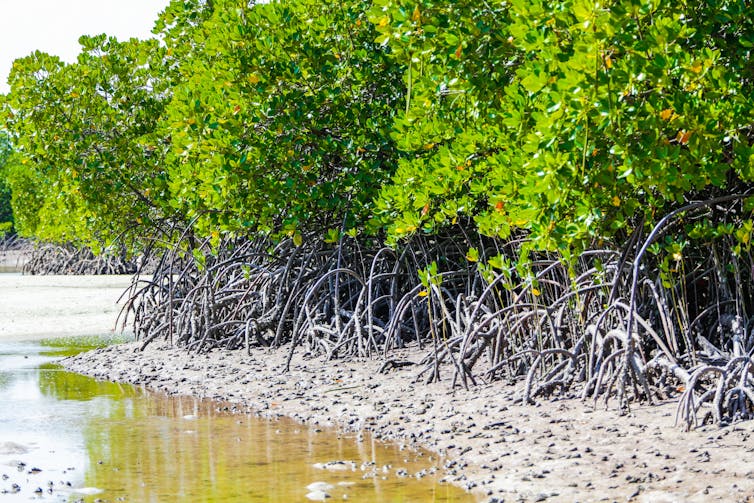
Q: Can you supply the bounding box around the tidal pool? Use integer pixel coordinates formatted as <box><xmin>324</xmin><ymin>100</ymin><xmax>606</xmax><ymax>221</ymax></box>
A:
<box><xmin>0</xmin><ymin>337</ymin><xmax>479</xmax><ymax>502</ymax></box>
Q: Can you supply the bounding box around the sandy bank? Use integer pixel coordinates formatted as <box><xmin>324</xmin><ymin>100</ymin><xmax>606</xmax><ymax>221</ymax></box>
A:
<box><xmin>63</xmin><ymin>342</ymin><xmax>754</xmax><ymax>502</ymax></box>
<box><xmin>0</xmin><ymin>249</ymin><xmax>28</xmax><ymax>271</ymax></box>
<box><xmin>0</xmin><ymin>274</ymin><xmax>134</xmax><ymax>341</ymax></box>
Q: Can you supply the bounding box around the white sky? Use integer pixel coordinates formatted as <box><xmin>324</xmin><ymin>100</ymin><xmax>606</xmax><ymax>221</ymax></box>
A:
<box><xmin>0</xmin><ymin>0</ymin><xmax>171</xmax><ymax>94</ymax></box>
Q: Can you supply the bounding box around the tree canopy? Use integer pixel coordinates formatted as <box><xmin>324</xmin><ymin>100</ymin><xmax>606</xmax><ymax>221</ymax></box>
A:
<box><xmin>1</xmin><ymin>0</ymin><xmax>753</xmax><ymax>256</ymax></box>
<box><xmin>0</xmin><ymin>132</ymin><xmax>13</xmax><ymax>235</ymax></box>
<box><xmin>371</xmin><ymin>0</ymin><xmax>754</xmax><ymax>256</ymax></box>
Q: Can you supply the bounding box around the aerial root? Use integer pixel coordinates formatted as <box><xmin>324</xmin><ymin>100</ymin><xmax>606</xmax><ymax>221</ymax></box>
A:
<box><xmin>23</xmin><ymin>242</ymin><xmax>137</xmax><ymax>275</ymax></box>
<box><xmin>119</xmin><ymin>205</ymin><xmax>754</xmax><ymax>429</ymax></box>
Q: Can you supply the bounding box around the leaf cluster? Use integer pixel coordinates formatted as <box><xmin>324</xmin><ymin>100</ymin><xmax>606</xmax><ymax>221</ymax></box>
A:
<box><xmin>1</xmin><ymin>0</ymin><xmax>404</xmax><ymax>250</ymax></box>
<box><xmin>1</xmin><ymin>0</ymin><xmax>754</xmax><ymax>262</ymax></box>
<box><xmin>372</xmin><ymin>0</ymin><xmax>754</xmax><ymax>255</ymax></box>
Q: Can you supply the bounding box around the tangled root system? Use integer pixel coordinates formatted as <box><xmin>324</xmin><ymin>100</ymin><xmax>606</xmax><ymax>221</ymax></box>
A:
<box><xmin>23</xmin><ymin>242</ymin><xmax>137</xmax><ymax>275</ymax></box>
<box><xmin>116</xmin><ymin>197</ymin><xmax>754</xmax><ymax>428</ymax></box>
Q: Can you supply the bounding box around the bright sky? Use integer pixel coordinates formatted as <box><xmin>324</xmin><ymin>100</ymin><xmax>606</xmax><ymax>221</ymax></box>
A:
<box><xmin>0</xmin><ymin>0</ymin><xmax>171</xmax><ymax>94</ymax></box>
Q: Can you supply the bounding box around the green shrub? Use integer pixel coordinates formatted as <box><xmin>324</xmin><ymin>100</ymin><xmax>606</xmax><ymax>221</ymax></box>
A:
<box><xmin>372</xmin><ymin>0</ymin><xmax>754</xmax><ymax>255</ymax></box>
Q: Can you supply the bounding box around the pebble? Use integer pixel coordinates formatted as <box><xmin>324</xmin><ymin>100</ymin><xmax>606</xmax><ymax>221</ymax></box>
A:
<box><xmin>306</xmin><ymin>482</ymin><xmax>334</xmax><ymax>492</ymax></box>
<box><xmin>305</xmin><ymin>489</ymin><xmax>331</xmax><ymax>501</ymax></box>
<box><xmin>313</xmin><ymin>461</ymin><xmax>356</xmax><ymax>471</ymax></box>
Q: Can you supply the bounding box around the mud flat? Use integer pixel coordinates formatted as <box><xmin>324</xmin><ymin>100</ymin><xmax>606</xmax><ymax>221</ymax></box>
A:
<box><xmin>0</xmin><ymin>274</ymin><xmax>133</xmax><ymax>340</ymax></box>
<box><xmin>63</xmin><ymin>341</ymin><xmax>754</xmax><ymax>502</ymax></box>
<box><xmin>0</xmin><ymin>249</ymin><xmax>27</xmax><ymax>272</ymax></box>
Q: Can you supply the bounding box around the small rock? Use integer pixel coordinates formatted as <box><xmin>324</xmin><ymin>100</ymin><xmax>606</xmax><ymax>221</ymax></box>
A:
<box><xmin>306</xmin><ymin>482</ymin><xmax>334</xmax><ymax>492</ymax></box>
<box><xmin>306</xmin><ymin>489</ymin><xmax>331</xmax><ymax>501</ymax></box>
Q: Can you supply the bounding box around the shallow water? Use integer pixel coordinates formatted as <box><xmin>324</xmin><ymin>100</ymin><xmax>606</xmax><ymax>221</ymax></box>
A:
<box><xmin>0</xmin><ymin>339</ymin><xmax>478</xmax><ymax>502</ymax></box>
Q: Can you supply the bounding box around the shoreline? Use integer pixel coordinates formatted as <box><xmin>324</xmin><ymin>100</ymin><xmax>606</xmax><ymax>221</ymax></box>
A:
<box><xmin>0</xmin><ymin>274</ymin><xmax>134</xmax><ymax>341</ymax></box>
<box><xmin>0</xmin><ymin>249</ymin><xmax>27</xmax><ymax>271</ymax></box>
<box><xmin>63</xmin><ymin>342</ymin><xmax>754</xmax><ymax>502</ymax></box>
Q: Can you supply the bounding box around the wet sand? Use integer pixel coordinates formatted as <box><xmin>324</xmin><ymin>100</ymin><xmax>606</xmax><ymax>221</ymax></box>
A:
<box><xmin>64</xmin><ymin>341</ymin><xmax>754</xmax><ymax>502</ymax></box>
<box><xmin>0</xmin><ymin>249</ymin><xmax>27</xmax><ymax>273</ymax></box>
<box><xmin>0</xmin><ymin>274</ymin><xmax>133</xmax><ymax>340</ymax></box>
<box><xmin>4</xmin><ymin>270</ymin><xmax>753</xmax><ymax>501</ymax></box>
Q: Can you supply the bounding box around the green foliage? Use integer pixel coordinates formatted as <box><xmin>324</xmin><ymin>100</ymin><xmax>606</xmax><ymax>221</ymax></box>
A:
<box><xmin>1</xmin><ymin>37</ymin><xmax>173</xmax><ymax>247</ymax></box>
<box><xmin>372</xmin><ymin>0</ymin><xmax>754</xmax><ymax>253</ymax></box>
<box><xmin>0</xmin><ymin>133</ymin><xmax>13</xmax><ymax>234</ymax></box>
<box><xmin>159</xmin><ymin>0</ymin><xmax>404</xmax><ymax>239</ymax></box>
<box><xmin>1</xmin><ymin>0</ymin><xmax>404</xmax><ymax>250</ymax></box>
<box><xmin>2</xmin><ymin>0</ymin><xmax>753</xmax><ymax>263</ymax></box>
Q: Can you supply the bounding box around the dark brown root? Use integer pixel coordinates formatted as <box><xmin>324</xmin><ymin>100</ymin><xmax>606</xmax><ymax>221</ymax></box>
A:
<box><xmin>119</xmin><ymin>194</ymin><xmax>754</xmax><ymax>429</ymax></box>
<box><xmin>22</xmin><ymin>242</ymin><xmax>137</xmax><ymax>275</ymax></box>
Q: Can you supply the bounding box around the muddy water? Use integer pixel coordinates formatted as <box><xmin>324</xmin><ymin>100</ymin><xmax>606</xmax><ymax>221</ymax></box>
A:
<box><xmin>0</xmin><ymin>289</ymin><xmax>479</xmax><ymax>502</ymax></box>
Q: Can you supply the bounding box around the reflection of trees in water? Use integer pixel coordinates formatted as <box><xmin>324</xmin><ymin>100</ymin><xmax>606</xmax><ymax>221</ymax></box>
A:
<box><xmin>36</xmin><ymin>363</ymin><xmax>140</xmax><ymax>402</ymax></box>
<box><xmin>27</xmin><ymin>352</ymin><xmax>467</xmax><ymax>501</ymax></box>
<box><xmin>71</xmin><ymin>393</ymin><xmax>468</xmax><ymax>502</ymax></box>
<box><xmin>81</xmin><ymin>396</ymin><xmax>281</xmax><ymax>502</ymax></box>
<box><xmin>0</xmin><ymin>372</ymin><xmax>9</xmax><ymax>391</ymax></box>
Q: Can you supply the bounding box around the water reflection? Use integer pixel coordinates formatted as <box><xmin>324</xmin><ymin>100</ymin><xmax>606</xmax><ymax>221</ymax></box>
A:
<box><xmin>0</xmin><ymin>339</ymin><xmax>478</xmax><ymax>502</ymax></box>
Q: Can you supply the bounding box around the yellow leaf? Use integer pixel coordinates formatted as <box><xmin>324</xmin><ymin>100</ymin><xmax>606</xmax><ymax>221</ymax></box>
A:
<box><xmin>690</xmin><ymin>61</ymin><xmax>703</xmax><ymax>74</ymax></box>
<box><xmin>412</xmin><ymin>5</ymin><xmax>421</xmax><ymax>21</ymax></box>
<box><xmin>455</xmin><ymin>44</ymin><xmax>463</xmax><ymax>59</ymax></box>
<box><xmin>676</xmin><ymin>130</ymin><xmax>692</xmax><ymax>145</ymax></box>
<box><xmin>612</xmin><ymin>196</ymin><xmax>621</xmax><ymax>206</ymax></box>
<box><xmin>659</xmin><ymin>108</ymin><xmax>673</xmax><ymax>121</ymax></box>
<box><xmin>293</xmin><ymin>233</ymin><xmax>303</xmax><ymax>247</ymax></box>
<box><xmin>69</xmin><ymin>92</ymin><xmax>80</xmax><ymax>98</ymax></box>
<box><xmin>531</xmin><ymin>287</ymin><xmax>541</xmax><ymax>296</ymax></box>
<box><xmin>673</xmin><ymin>252</ymin><xmax>682</xmax><ymax>261</ymax></box>
<box><xmin>379</xmin><ymin>16</ymin><xmax>389</xmax><ymax>27</ymax></box>
<box><xmin>423</xmin><ymin>142</ymin><xmax>435</xmax><ymax>150</ymax></box>
<box><xmin>248</xmin><ymin>74</ymin><xmax>260</xmax><ymax>84</ymax></box>
<box><xmin>418</xmin><ymin>289</ymin><xmax>429</xmax><ymax>297</ymax></box>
